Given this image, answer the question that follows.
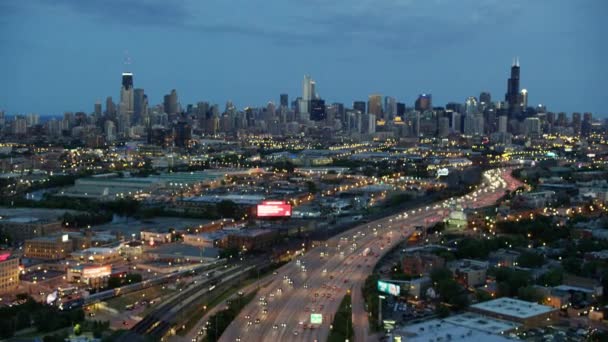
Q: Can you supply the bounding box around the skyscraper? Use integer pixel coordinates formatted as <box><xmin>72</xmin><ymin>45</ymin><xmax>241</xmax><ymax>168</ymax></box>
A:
<box><xmin>505</xmin><ymin>58</ymin><xmax>521</xmax><ymax>116</ymax></box>
<box><xmin>164</xmin><ymin>89</ymin><xmax>179</xmax><ymax>115</ymax></box>
<box><xmin>520</xmin><ymin>89</ymin><xmax>528</xmax><ymax>109</ymax></box>
<box><xmin>120</xmin><ymin>72</ymin><xmax>134</xmax><ymax>115</ymax></box>
<box><xmin>368</xmin><ymin>94</ymin><xmax>383</xmax><ymax>118</ymax></box>
<box><xmin>301</xmin><ymin>75</ymin><xmax>314</xmax><ymax>114</ymax></box>
<box><xmin>384</xmin><ymin>96</ymin><xmax>397</xmax><ymax>121</ymax></box>
<box><xmin>396</xmin><ymin>103</ymin><xmax>406</xmax><ymax>117</ymax></box>
<box><xmin>310</xmin><ymin>99</ymin><xmax>326</xmax><ymax>121</ymax></box>
<box><xmin>280</xmin><ymin>94</ymin><xmax>289</xmax><ymax>108</ymax></box>
<box><xmin>479</xmin><ymin>92</ymin><xmax>491</xmax><ymax>105</ymax></box>
<box><xmin>353</xmin><ymin>101</ymin><xmax>366</xmax><ymax>114</ymax></box>
<box><xmin>94</xmin><ymin>101</ymin><xmax>102</xmax><ymax>117</ymax></box>
<box><xmin>415</xmin><ymin>94</ymin><xmax>432</xmax><ymax>112</ymax></box>
<box><xmin>464</xmin><ymin>96</ymin><xmax>479</xmax><ymax>115</ymax></box>
<box><xmin>105</xmin><ymin>96</ymin><xmax>116</xmax><ymax>118</ymax></box>
<box><xmin>134</xmin><ymin>88</ymin><xmax>145</xmax><ymax>124</ymax></box>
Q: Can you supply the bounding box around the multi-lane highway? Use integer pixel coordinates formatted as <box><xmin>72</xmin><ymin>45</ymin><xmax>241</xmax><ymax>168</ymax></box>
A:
<box><xmin>219</xmin><ymin>168</ymin><xmax>521</xmax><ymax>342</ymax></box>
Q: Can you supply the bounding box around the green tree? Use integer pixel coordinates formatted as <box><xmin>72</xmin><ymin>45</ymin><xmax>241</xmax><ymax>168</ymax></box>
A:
<box><xmin>517</xmin><ymin>251</ymin><xmax>545</xmax><ymax>268</ymax></box>
<box><xmin>517</xmin><ymin>286</ymin><xmax>543</xmax><ymax>303</ymax></box>
<box><xmin>536</xmin><ymin>268</ymin><xmax>564</xmax><ymax>287</ymax></box>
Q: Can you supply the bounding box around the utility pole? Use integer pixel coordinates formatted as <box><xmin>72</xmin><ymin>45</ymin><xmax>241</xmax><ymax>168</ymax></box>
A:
<box><xmin>378</xmin><ymin>295</ymin><xmax>385</xmax><ymax>330</ymax></box>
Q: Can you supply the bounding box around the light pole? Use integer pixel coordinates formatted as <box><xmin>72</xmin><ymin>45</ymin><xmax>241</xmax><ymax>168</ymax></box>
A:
<box><xmin>378</xmin><ymin>295</ymin><xmax>386</xmax><ymax>330</ymax></box>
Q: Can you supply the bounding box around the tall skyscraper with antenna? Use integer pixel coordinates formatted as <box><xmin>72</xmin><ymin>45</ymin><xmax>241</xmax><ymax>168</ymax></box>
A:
<box><xmin>119</xmin><ymin>53</ymin><xmax>134</xmax><ymax>136</ymax></box>
<box><xmin>505</xmin><ymin>57</ymin><xmax>521</xmax><ymax>117</ymax></box>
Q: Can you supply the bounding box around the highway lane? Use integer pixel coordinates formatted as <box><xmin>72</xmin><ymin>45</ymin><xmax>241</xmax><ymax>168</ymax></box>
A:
<box><xmin>219</xmin><ymin>169</ymin><xmax>521</xmax><ymax>342</ymax></box>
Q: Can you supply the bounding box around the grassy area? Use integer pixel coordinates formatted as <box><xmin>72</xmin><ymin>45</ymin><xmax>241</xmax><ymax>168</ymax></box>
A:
<box><xmin>328</xmin><ymin>294</ymin><xmax>354</xmax><ymax>342</ymax></box>
<box><xmin>105</xmin><ymin>285</ymin><xmax>174</xmax><ymax>312</ymax></box>
<box><xmin>202</xmin><ymin>291</ymin><xmax>257</xmax><ymax>342</ymax></box>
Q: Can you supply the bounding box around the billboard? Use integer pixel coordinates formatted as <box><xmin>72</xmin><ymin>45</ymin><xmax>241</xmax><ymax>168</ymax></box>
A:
<box><xmin>82</xmin><ymin>265</ymin><xmax>112</xmax><ymax>278</ymax></box>
<box><xmin>0</xmin><ymin>252</ymin><xmax>10</xmax><ymax>261</ymax></box>
<box><xmin>310</xmin><ymin>313</ymin><xmax>323</xmax><ymax>324</ymax></box>
<box><xmin>257</xmin><ymin>200</ymin><xmax>292</xmax><ymax>217</ymax></box>
<box><xmin>437</xmin><ymin>168</ymin><xmax>449</xmax><ymax>177</ymax></box>
<box><xmin>377</xmin><ymin>280</ymin><xmax>400</xmax><ymax>296</ymax></box>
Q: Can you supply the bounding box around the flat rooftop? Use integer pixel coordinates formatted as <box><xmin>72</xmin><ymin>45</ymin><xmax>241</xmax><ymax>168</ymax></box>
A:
<box><xmin>393</xmin><ymin>316</ymin><xmax>515</xmax><ymax>342</ymax></box>
<box><xmin>145</xmin><ymin>243</ymin><xmax>220</xmax><ymax>259</ymax></box>
<box><xmin>92</xmin><ymin>217</ymin><xmax>211</xmax><ymax>235</ymax></box>
<box><xmin>470</xmin><ymin>297</ymin><xmax>556</xmax><ymax>319</ymax></box>
<box><xmin>0</xmin><ymin>207</ymin><xmax>75</xmax><ymax>223</ymax></box>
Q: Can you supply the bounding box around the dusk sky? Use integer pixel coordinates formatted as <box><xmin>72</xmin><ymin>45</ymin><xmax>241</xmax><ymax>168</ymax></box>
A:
<box><xmin>1</xmin><ymin>0</ymin><xmax>606</xmax><ymax>116</ymax></box>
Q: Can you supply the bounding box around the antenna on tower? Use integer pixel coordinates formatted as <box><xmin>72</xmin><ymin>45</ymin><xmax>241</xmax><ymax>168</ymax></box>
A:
<box><xmin>515</xmin><ymin>56</ymin><xmax>520</xmax><ymax>67</ymax></box>
<box><xmin>123</xmin><ymin>50</ymin><xmax>132</xmax><ymax>71</ymax></box>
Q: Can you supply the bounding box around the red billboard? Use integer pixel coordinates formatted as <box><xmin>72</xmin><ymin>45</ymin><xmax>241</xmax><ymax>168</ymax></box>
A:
<box><xmin>257</xmin><ymin>201</ymin><xmax>292</xmax><ymax>217</ymax></box>
<box><xmin>0</xmin><ymin>252</ymin><xmax>10</xmax><ymax>261</ymax></box>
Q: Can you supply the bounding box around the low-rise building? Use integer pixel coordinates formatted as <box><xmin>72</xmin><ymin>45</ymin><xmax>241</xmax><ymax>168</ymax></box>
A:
<box><xmin>0</xmin><ymin>216</ymin><xmax>62</xmax><ymax>243</ymax></box>
<box><xmin>225</xmin><ymin>229</ymin><xmax>279</xmax><ymax>251</ymax></box>
<box><xmin>0</xmin><ymin>252</ymin><xmax>20</xmax><ymax>294</ymax></box>
<box><xmin>183</xmin><ymin>231</ymin><xmax>230</xmax><ymax>248</ymax></box>
<box><xmin>449</xmin><ymin>259</ymin><xmax>489</xmax><ymax>288</ymax></box>
<box><xmin>66</xmin><ymin>264</ymin><xmax>112</xmax><ymax>288</ymax></box>
<box><xmin>469</xmin><ymin>297</ymin><xmax>559</xmax><ymax>328</ymax></box>
<box><xmin>140</xmin><ymin>231</ymin><xmax>172</xmax><ymax>245</ymax></box>
<box><xmin>390</xmin><ymin>312</ymin><xmax>519</xmax><ymax>342</ymax></box>
<box><xmin>402</xmin><ymin>253</ymin><xmax>445</xmax><ymax>277</ymax></box>
<box><xmin>24</xmin><ymin>234</ymin><xmax>73</xmax><ymax>260</ymax></box>
<box><xmin>70</xmin><ymin>247</ymin><xmax>122</xmax><ymax>264</ymax></box>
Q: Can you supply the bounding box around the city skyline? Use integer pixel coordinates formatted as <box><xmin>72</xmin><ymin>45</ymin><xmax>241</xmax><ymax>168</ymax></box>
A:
<box><xmin>1</xmin><ymin>0</ymin><xmax>606</xmax><ymax>116</ymax></box>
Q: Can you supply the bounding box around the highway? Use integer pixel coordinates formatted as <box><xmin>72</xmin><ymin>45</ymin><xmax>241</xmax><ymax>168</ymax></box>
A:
<box><xmin>116</xmin><ymin>260</ymin><xmax>261</xmax><ymax>342</ymax></box>
<box><xmin>219</xmin><ymin>168</ymin><xmax>521</xmax><ymax>342</ymax></box>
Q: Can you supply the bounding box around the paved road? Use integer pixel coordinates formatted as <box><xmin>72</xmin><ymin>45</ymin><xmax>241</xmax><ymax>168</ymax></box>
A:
<box><xmin>219</xmin><ymin>169</ymin><xmax>521</xmax><ymax>342</ymax></box>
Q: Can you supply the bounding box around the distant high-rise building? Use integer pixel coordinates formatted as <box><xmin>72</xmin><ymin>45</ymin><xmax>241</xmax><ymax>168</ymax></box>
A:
<box><xmin>519</xmin><ymin>89</ymin><xmax>528</xmax><ymax>109</ymax></box>
<box><xmin>174</xmin><ymin>121</ymin><xmax>192</xmax><ymax>147</ymax></box>
<box><xmin>26</xmin><ymin>113</ymin><xmax>40</xmax><ymax>127</ymax></box>
<box><xmin>120</xmin><ymin>72</ymin><xmax>134</xmax><ymax>115</ymax></box>
<box><xmin>13</xmin><ymin>116</ymin><xmax>27</xmax><ymax>135</ymax></box>
<box><xmin>301</xmin><ymin>75</ymin><xmax>314</xmax><ymax>114</ymax></box>
<box><xmin>104</xmin><ymin>120</ymin><xmax>116</xmax><ymax>142</ymax></box>
<box><xmin>134</xmin><ymin>88</ymin><xmax>145</xmax><ymax>123</ymax></box>
<box><xmin>164</xmin><ymin>89</ymin><xmax>179</xmax><ymax>115</ymax></box>
<box><xmin>368</xmin><ymin>94</ymin><xmax>383</xmax><ymax>118</ymax></box>
<box><xmin>505</xmin><ymin>58</ymin><xmax>521</xmax><ymax>116</ymax></box>
<box><xmin>572</xmin><ymin>112</ymin><xmax>582</xmax><ymax>135</ymax></box>
<box><xmin>438</xmin><ymin>117</ymin><xmax>450</xmax><ymax>138</ymax></box>
<box><xmin>415</xmin><ymin>94</ymin><xmax>432</xmax><ymax>112</ymax></box>
<box><xmin>310</xmin><ymin>99</ymin><xmax>326</xmax><ymax>121</ymax></box>
<box><xmin>353</xmin><ymin>101</ymin><xmax>366</xmax><ymax>114</ymax></box>
<box><xmin>332</xmin><ymin>103</ymin><xmax>345</xmax><ymax>122</ymax></box>
<box><xmin>280</xmin><ymin>94</ymin><xmax>289</xmax><ymax>108</ymax></box>
<box><xmin>396</xmin><ymin>103</ymin><xmax>406</xmax><ymax>117</ymax></box>
<box><xmin>582</xmin><ymin>112</ymin><xmax>593</xmax><ymax>137</ymax></box>
<box><xmin>498</xmin><ymin>115</ymin><xmax>508</xmax><ymax>134</ymax></box>
<box><xmin>384</xmin><ymin>96</ymin><xmax>397</xmax><ymax>117</ymax></box>
<box><xmin>546</xmin><ymin>112</ymin><xmax>555</xmax><ymax>126</ymax></box>
<box><xmin>363</xmin><ymin>113</ymin><xmax>376</xmax><ymax>134</ymax></box>
<box><xmin>523</xmin><ymin>117</ymin><xmax>541</xmax><ymax>137</ymax></box>
<box><xmin>464</xmin><ymin>96</ymin><xmax>479</xmax><ymax>115</ymax></box>
<box><xmin>557</xmin><ymin>112</ymin><xmax>567</xmax><ymax>126</ymax></box>
<box><xmin>94</xmin><ymin>101</ymin><xmax>102</xmax><ymax>117</ymax></box>
<box><xmin>105</xmin><ymin>97</ymin><xmax>116</xmax><ymax>117</ymax></box>
<box><xmin>479</xmin><ymin>92</ymin><xmax>491</xmax><ymax>105</ymax></box>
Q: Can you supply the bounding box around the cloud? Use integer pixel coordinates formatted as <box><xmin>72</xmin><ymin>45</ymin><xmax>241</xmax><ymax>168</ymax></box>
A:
<box><xmin>40</xmin><ymin>0</ymin><xmax>191</xmax><ymax>27</ymax></box>
<box><xmin>23</xmin><ymin>0</ymin><xmax>526</xmax><ymax>52</ymax></box>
